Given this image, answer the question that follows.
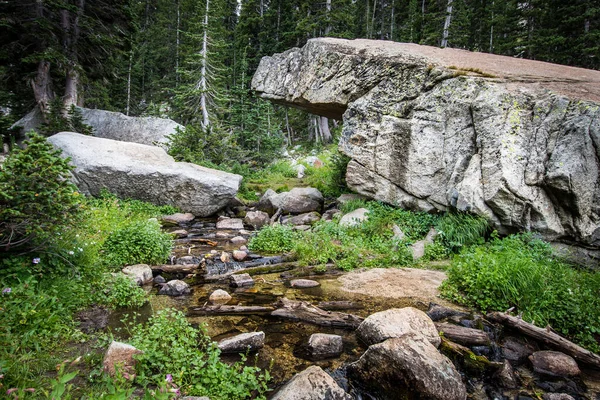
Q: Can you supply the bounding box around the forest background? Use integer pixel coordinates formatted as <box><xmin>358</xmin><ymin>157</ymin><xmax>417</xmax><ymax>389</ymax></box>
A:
<box><xmin>1</xmin><ymin>0</ymin><xmax>599</xmax><ymax>168</ymax></box>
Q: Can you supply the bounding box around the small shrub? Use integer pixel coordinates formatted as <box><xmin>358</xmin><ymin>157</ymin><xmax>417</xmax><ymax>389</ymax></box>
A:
<box><xmin>0</xmin><ymin>133</ymin><xmax>82</xmax><ymax>253</ymax></box>
<box><xmin>39</xmin><ymin>99</ymin><xmax>94</xmax><ymax>136</ymax></box>
<box><xmin>130</xmin><ymin>309</ymin><xmax>270</xmax><ymax>399</ymax></box>
<box><xmin>101</xmin><ymin>274</ymin><xmax>147</xmax><ymax>308</ymax></box>
<box><xmin>102</xmin><ymin>219</ymin><xmax>172</xmax><ymax>267</ymax></box>
<box><xmin>435</xmin><ymin>212</ymin><xmax>489</xmax><ymax>252</ymax></box>
<box><xmin>441</xmin><ymin>234</ymin><xmax>600</xmax><ymax>352</ymax></box>
<box><xmin>248</xmin><ymin>224</ymin><xmax>299</xmax><ymax>254</ymax></box>
<box><xmin>303</xmin><ymin>148</ymin><xmax>350</xmax><ymax>197</ymax></box>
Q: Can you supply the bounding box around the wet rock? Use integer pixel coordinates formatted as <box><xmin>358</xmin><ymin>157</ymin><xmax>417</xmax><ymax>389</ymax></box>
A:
<box><xmin>162</xmin><ymin>212</ymin><xmax>195</xmax><ymax>226</ymax></box>
<box><xmin>215</xmin><ymin>231</ymin><xmax>230</xmax><ymax>238</ymax></box>
<box><xmin>271</xmin><ymin>365</ymin><xmax>352</xmax><ymax>400</ymax></box>
<box><xmin>244</xmin><ymin>210</ymin><xmax>271</xmax><ymax>230</ymax></box>
<box><xmin>158</xmin><ymin>280</ymin><xmax>191</xmax><ymax>296</ymax></box>
<box><xmin>290</xmin><ymin>279</ymin><xmax>320</xmax><ymax>288</ymax></box>
<box><xmin>230</xmin><ymin>236</ymin><xmax>247</xmax><ymax>245</ymax></box>
<box><xmin>271</xmin><ymin>187</ymin><xmax>324</xmax><ymax>214</ymax></box>
<box><xmin>122</xmin><ymin>264</ymin><xmax>153</xmax><ymax>285</ymax></box>
<box><xmin>542</xmin><ymin>394</ymin><xmax>575</xmax><ymax>400</ymax></box>
<box><xmin>357</xmin><ymin>307</ymin><xmax>441</xmax><ymax>347</ymax></box>
<box><xmin>427</xmin><ymin>303</ymin><xmax>469</xmax><ymax>321</ymax></box>
<box><xmin>495</xmin><ymin>360</ymin><xmax>518</xmax><ymax>389</ymax></box>
<box><xmin>176</xmin><ymin>256</ymin><xmax>196</xmax><ymax>265</ymax></box>
<box><xmin>348</xmin><ymin>335</ymin><xmax>466</xmax><ymax>400</ymax></box>
<box><xmin>209</xmin><ymin>289</ymin><xmax>232</xmax><ymax>304</ymax></box>
<box><xmin>216</xmin><ymin>217</ymin><xmax>244</xmax><ymax>230</ymax></box>
<box><xmin>308</xmin><ymin>333</ymin><xmax>343</xmax><ymax>359</ymax></box>
<box><xmin>232</xmin><ymin>250</ymin><xmax>247</xmax><ymax>261</ymax></box>
<box><xmin>170</xmin><ymin>229</ymin><xmax>188</xmax><ymax>238</ymax></box>
<box><xmin>501</xmin><ymin>336</ymin><xmax>537</xmax><ymax>365</ymax></box>
<box><xmin>154</xmin><ymin>275</ymin><xmax>166</xmax><ymax>284</ymax></box>
<box><xmin>283</xmin><ymin>211</ymin><xmax>321</xmax><ymax>226</ymax></box>
<box><xmin>217</xmin><ymin>331</ymin><xmax>265</xmax><ymax>354</ymax></box>
<box><xmin>220</xmin><ymin>251</ymin><xmax>231</xmax><ymax>263</ymax></box>
<box><xmin>339</xmin><ymin>208</ymin><xmax>369</xmax><ymax>227</ymax></box>
<box><xmin>229</xmin><ymin>273</ymin><xmax>254</xmax><ymax>288</ymax></box>
<box><xmin>103</xmin><ymin>341</ymin><xmax>142</xmax><ymax>377</ymax></box>
<box><xmin>529</xmin><ymin>351</ymin><xmax>581</xmax><ymax>378</ymax></box>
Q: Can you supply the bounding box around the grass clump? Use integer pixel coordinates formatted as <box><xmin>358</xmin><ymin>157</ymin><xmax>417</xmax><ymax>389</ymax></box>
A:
<box><xmin>102</xmin><ymin>219</ymin><xmax>173</xmax><ymax>267</ymax></box>
<box><xmin>248</xmin><ymin>224</ymin><xmax>299</xmax><ymax>254</ymax></box>
<box><xmin>130</xmin><ymin>309</ymin><xmax>270</xmax><ymax>399</ymax></box>
<box><xmin>441</xmin><ymin>233</ymin><xmax>600</xmax><ymax>352</ymax></box>
<box><xmin>435</xmin><ymin>212</ymin><xmax>489</xmax><ymax>252</ymax></box>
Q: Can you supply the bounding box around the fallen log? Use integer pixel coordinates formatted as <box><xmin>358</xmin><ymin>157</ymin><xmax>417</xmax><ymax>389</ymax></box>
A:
<box><xmin>188</xmin><ymin>305</ymin><xmax>274</xmax><ymax>316</ymax></box>
<box><xmin>487</xmin><ymin>311</ymin><xmax>600</xmax><ymax>369</ymax></box>
<box><xmin>152</xmin><ymin>264</ymin><xmax>201</xmax><ymax>274</ymax></box>
<box><xmin>435</xmin><ymin>322</ymin><xmax>491</xmax><ymax>346</ymax></box>
<box><xmin>271</xmin><ymin>298</ymin><xmax>363</xmax><ymax>329</ymax></box>
<box><xmin>317</xmin><ymin>301</ymin><xmax>363</xmax><ymax>311</ymax></box>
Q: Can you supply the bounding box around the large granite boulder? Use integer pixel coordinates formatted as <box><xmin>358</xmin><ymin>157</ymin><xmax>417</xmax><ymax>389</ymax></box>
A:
<box><xmin>12</xmin><ymin>106</ymin><xmax>183</xmax><ymax>146</ymax></box>
<box><xmin>252</xmin><ymin>38</ymin><xmax>600</xmax><ymax>249</ymax></box>
<box><xmin>347</xmin><ymin>335</ymin><xmax>467</xmax><ymax>400</ymax></box>
<box><xmin>271</xmin><ymin>365</ymin><xmax>351</xmax><ymax>400</ymax></box>
<box><xmin>48</xmin><ymin>132</ymin><xmax>241</xmax><ymax>216</ymax></box>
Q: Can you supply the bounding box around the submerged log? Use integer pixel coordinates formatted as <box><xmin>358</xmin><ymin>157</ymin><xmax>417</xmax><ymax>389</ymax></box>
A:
<box><xmin>188</xmin><ymin>304</ymin><xmax>274</xmax><ymax>316</ymax></box>
<box><xmin>487</xmin><ymin>312</ymin><xmax>600</xmax><ymax>369</ymax></box>
<box><xmin>435</xmin><ymin>322</ymin><xmax>491</xmax><ymax>346</ymax></box>
<box><xmin>271</xmin><ymin>298</ymin><xmax>363</xmax><ymax>329</ymax></box>
<box><xmin>317</xmin><ymin>301</ymin><xmax>363</xmax><ymax>311</ymax></box>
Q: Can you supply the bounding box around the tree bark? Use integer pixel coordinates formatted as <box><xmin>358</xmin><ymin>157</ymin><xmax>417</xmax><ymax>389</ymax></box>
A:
<box><xmin>189</xmin><ymin>305</ymin><xmax>274</xmax><ymax>316</ymax></box>
<box><xmin>487</xmin><ymin>312</ymin><xmax>600</xmax><ymax>369</ymax></box>
<box><xmin>435</xmin><ymin>322</ymin><xmax>491</xmax><ymax>346</ymax></box>
<box><xmin>31</xmin><ymin>60</ymin><xmax>54</xmax><ymax>117</ymax></box>
<box><xmin>271</xmin><ymin>298</ymin><xmax>364</xmax><ymax>329</ymax></box>
<box><xmin>441</xmin><ymin>0</ymin><xmax>453</xmax><ymax>48</ymax></box>
<box><xmin>319</xmin><ymin>116</ymin><xmax>332</xmax><ymax>143</ymax></box>
<box><xmin>199</xmin><ymin>0</ymin><xmax>210</xmax><ymax>129</ymax></box>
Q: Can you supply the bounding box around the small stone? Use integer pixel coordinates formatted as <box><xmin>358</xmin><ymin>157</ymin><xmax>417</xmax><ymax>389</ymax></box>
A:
<box><xmin>426</xmin><ymin>303</ymin><xmax>469</xmax><ymax>321</ymax></box>
<box><xmin>411</xmin><ymin>240</ymin><xmax>427</xmax><ymax>260</ymax></box>
<box><xmin>290</xmin><ymin>279</ymin><xmax>320</xmax><ymax>288</ymax></box>
<box><xmin>293</xmin><ymin>225</ymin><xmax>311</xmax><ymax>231</ymax></box>
<box><xmin>529</xmin><ymin>351</ymin><xmax>581</xmax><ymax>378</ymax></box>
<box><xmin>308</xmin><ymin>333</ymin><xmax>343</xmax><ymax>359</ymax></box>
<box><xmin>154</xmin><ymin>275</ymin><xmax>166</xmax><ymax>284</ymax></box>
<box><xmin>271</xmin><ymin>366</ymin><xmax>352</xmax><ymax>400</ymax></box>
<box><xmin>542</xmin><ymin>394</ymin><xmax>575</xmax><ymax>400</ymax></box>
<box><xmin>229</xmin><ymin>273</ymin><xmax>254</xmax><ymax>288</ymax></box>
<box><xmin>494</xmin><ymin>359</ymin><xmax>518</xmax><ymax>389</ymax></box>
<box><xmin>209</xmin><ymin>289</ymin><xmax>232</xmax><ymax>304</ymax></box>
<box><xmin>294</xmin><ymin>164</ymin><xmax>306</xmax><ymax>178</ymax></box>
<box><xmin>218</xmin><ymin>331</ymin><xmax>265</xmax><ymax>354</ymax></box>
<box><xmin>103</xmin><ymin>341</ymin><xmax>142</xmax><ymax>377</ymax></box>
<box><xmin>121</xmin><ymin>264</ymin><xmax>153</xmax><ymax>286</ymax></box>
<box><xmin>501</xmin><ymin>337</ymin><xmax>537</xmax><ymax>365</ymax></box>
<box><xmin>215</xmin><ymin>231</ymin><xmax>230</xmax><ymax>238</ymax></box>
<box><xmin>170</xmin><ymin>229</ymin><xmax>188</xmax><ymax>238</ymax></box>
<box><xmin>321</xmin><ymin>208</ymin><xmax>341</xmax><ymax>221</ymax></box>
<box><xmin>161</xmin><ymin>212</ymin><xmax>195</xmax><ymax>226</ymax></box>
<box><xmin>339</xmin><ymin>208</ymin><xmax>369</xmax><ymax>227</ymax></box>
<box><xmin>232</xmin><ymin>250</ymin><xmax>247</xmax><ymax>261</ymax></box>
<box><xmin>220</xmin><ymin>251</ymin><xmax>231</xmax><ymax>263</ymax></box>
<box><xmin>239</xmin><ymin>245</ymin><xmax>248</xmax><ymax>251</ymax></box>
<box><xmin>230</xmin><ymin>236</ymin><xmax>247</xmax><ymax>245</ymax></box>
<box><xmin>216</xmin><ymin>217</ymin><xmax>244</xmax><ymax>230</ymax></box>
<box><xmin>392</xmin><ymin>224</ymin><xmax>406</xmax><ymax>241</ymax></box>
<box><xmin>158</xmin><ymin>280</ymin><xmax>191</xmax><ymax>296</ymax></box>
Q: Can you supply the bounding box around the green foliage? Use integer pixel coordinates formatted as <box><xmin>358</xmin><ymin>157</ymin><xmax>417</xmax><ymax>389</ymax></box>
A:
<box><xmin>249</xmin><ymin>224</ymin><xmax>300</xmax><ymax>254</ymax></box>
<box><xmin>102</xmin><ymin>219</ymin><xmax>173</xmax><ymax>267</ymax></box>
<box><xmin>38</xmin><ymin>99</ymin><xmax>94</xmax><ymax>137</ymax></box>
<box><xmin>423</xmin><ymin>241</ymin><xmax>450</xmax><ymax>261</ymax></box>
<box><xmin>102</xmin><ymin>274</ymin><xmax>147</xmax><ymax>308</ymax></box>
<box><xmin>303</xmin><ymin>147</ymin><xmax>351</xmax><ymax>198</ymax></box>
<box><xmin>435</xmin><ymin>212</ymin><xmax>490</xmax><ymax>252</ymax></box>
<box><xmin>130</xmin><ymin>309</ymin><xmax>270</xmax><ymax>399</ymax></box>
<box><xmin>0</xmin><ymin>133</ymin><xmax>82</xmax><ymax>253</ymax></box>
<box><xmin>441</xmin><ymin>234</ymin><xmax>600</xmax><ymax>352</ymax></box>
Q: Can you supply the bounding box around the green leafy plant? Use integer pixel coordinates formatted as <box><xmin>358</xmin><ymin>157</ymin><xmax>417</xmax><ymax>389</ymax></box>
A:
<box><xmin>129</xmin><ymin>309</ymin><xmax>270</xmax><ymax>399</ymax></box>
<box><xmin>441</xmin><ymin>234</ymin><xmax>600</xmax><ymax>352</ymax></box>
<box><xmin>0</xmin><ymin>133</ymin><xmax>82</xmax><ymax>253</ymax></box>
<box><xmin>248</xmin><ymin>224</ymin><xmax>299</xmax><ymax>254</ymax></box>
<box><xmin>435</xmin><ymin>212</ymin><xmax>489</xmax><ymax>252</ymax></box>
<box><xmin>101</xmin><ymin>274</ymin><xmax>147</xmax><ymax>308</ymax></box>
<box><xmin>102</xmin><ymin>219</ymin><xmax>172</xmax><ymax>267</ymax></box>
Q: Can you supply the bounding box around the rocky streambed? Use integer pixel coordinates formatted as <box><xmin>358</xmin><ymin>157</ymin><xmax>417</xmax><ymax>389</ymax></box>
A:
<box><xmin>114</xmin><ymin>207</ymin><xmax>600</xmax><ymax>400</ymax></box>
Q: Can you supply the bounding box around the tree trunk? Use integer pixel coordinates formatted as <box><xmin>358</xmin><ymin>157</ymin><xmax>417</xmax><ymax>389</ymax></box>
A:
<box><xmin>325</xmin><ymin>0</ymin><xmax>332</xmax><ymax>35</ymax></box>
<box><xmin>31</xmin><ymin>60</ymin><xmax>54</xmax><ymax>117</ymax></box>
<box><xmin>176</xmin><ymin>0</ymin><xmax>181</xmax><ymax>86</ymax></box>
<box><xmin>199</xmin><ymin>0</ymin><xmax>210</xmax><ymax>129</ymax></box>
<box><xmin>319</xmin><ymin>116</ymin><xmax>332</xmax><ymax>143</ymax></box>
<box><xmin>441</xmin><ymin>0</ymin><xmax>453</xmax><ymax>48</ymax></box>
<box><xmin>271</xmin><ymin>298</ymin><xmax>364</xmax><ymax>329</ymax></box>
<box><xmin>390</xmin><ymin>0</ymin><xmax>395</xmax><ymax>40</ymax></box>
<box><xmin>62</xmin><ymin>0</ymin><xmax>85</xmax><ymax>110</ymax></box>
<box><xmin>126</xmin><ymin>48</ymin><xmax>133</xmax><ymax>116</ymax></box>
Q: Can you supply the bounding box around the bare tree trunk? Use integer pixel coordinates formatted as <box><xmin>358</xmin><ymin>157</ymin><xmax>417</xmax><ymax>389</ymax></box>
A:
<box><xmin>126</xmin><ymin>49</ymin><xmax>133</xmax><ymax>116</ymax></box>
<box><xmin>390</xmin><ymin>0</ymin><xmax>395</xmax><ymax>40</ymax></box>
<box><xmin>441</xmin><ymin>0</ymin><xmax>453</xmax><ymax>48</ymax></box>
<box><xmin>276</xmin><ymin>2</ymin><xmax>281</xmax><ymax>42</ymax></box>
<box><xmin>371</xmin><ymin>0</ymin><xmax>378</xmax><ymax>39</ymax></box>
<box><xmin>199</xmin><ymin>0</ymin><xmax>210</xmax><ymax>129</ymax></box>
<box><xmin>366</xmin><ymin>0</ymin><xmax>370</xmax><ymax>38</ymax></box>
<box><xmin>62</xmin><ymin>0</ymin><xmax>85</xmax><ymax>110</ymax></box>
<box><xmin>31</xmin><ymin>60</ymin><xmax>54</xmax><ymax>117</ymax></box>
<box><xmin>489</xmin><ymin>0</ymin><xmax>494</xmax><ymax>53</ymax></box>
<box><xmin>176</xmin><ymin>0</ymin><xmax>181</xmax><ymax>86</ymax></box>
<box><xmin>284</xmin><ymin>108</ymin><xmax>292</xmax><ymax>145</ymax></box>
<box><xmin>319</xmin><ymin>116</ymin><xmax>332</xmax><ymax>143</ymax></box>
<box><xmin>325</xmin><ymin>0</ymin><xmax>332</xmax><ymax>35</ymax></box>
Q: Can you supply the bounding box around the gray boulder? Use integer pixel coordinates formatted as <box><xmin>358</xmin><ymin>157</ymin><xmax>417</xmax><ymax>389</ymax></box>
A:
<box><xmin>244</xmin><ymin>210</ymin><xmax>271</xmax><ymax>230</ymax></box>
<box><xmin>161</xmin><ymin>213</ymin><xmax>195</xmax><ymax>226</ymax></box>
<box><xmin>339</xmin><ymin>208</ymin><xmax>369</xmax><ymax>227</ymax></box>
<box><xmin>283</xmin><ymin>211</ymin><xmax>321</xmax><ymax>226</ymax></box>
<box><xmin>216</xmin><ymin>217</ymin><xmax>244</xmax><ymax>230</ymax></box>
<box><xmin>307</xmin><ymin>333</ymin><xmax>343</xmax><ymax>359</ymax></box>
<box><xmin>529</xmin><ymin>351</ymin><xmax>581</xmax><ymax>378</ymax></box>
<box><xmin>271</xmin><ymin>365</ymin><xmax>352</xmax><ymax>400</ymax></box>
<box><xmin>229</xmin><ymin>273</ymin><xmax>254</xmax><ymax>288</ymax></box>
<box><xmin>121</xmin><ymin>264</ymin><xmax>153</xmax><ymax>286</ymax></box>
<box><xmin>158</xmin><ymin>280</ymin><xmax>191</xmax><ymax>296</ymax></box>
<box><xmin>217</xmin><ymin>331</ymin><xmax>265</xmax><ymax>354</ymax></box>
<box><xmin>48</xmin><ymin>132</ymin><xmax>241</xmax><ymax>217</ymax></box>
<box><xmin>347</xmin><ymin>335</ymin><xmax>467</xmax><ymax>400</ymax></box>
<box><xmin>103</xmin><ymin>341</ymin><xmax>142</xmax><ymax>377</ymax></box>
<box><xmin>252</xmin><ymin>37</ymin><xmax>600</xmax><ymax>248</ymax></box>
<box><xmin>12</xmin><ymin>106</ymin><xmax>182</xmax><ymax>146</ymax></box>
<box><xmin>271</xmin><ymin>188</ymin><xmax>324</xmax><ymax>214</ymax></box>
<box><xmin>357</xmin><ymin>307</ymin><xmax>441</xmax><ymax>348</ymax></box>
